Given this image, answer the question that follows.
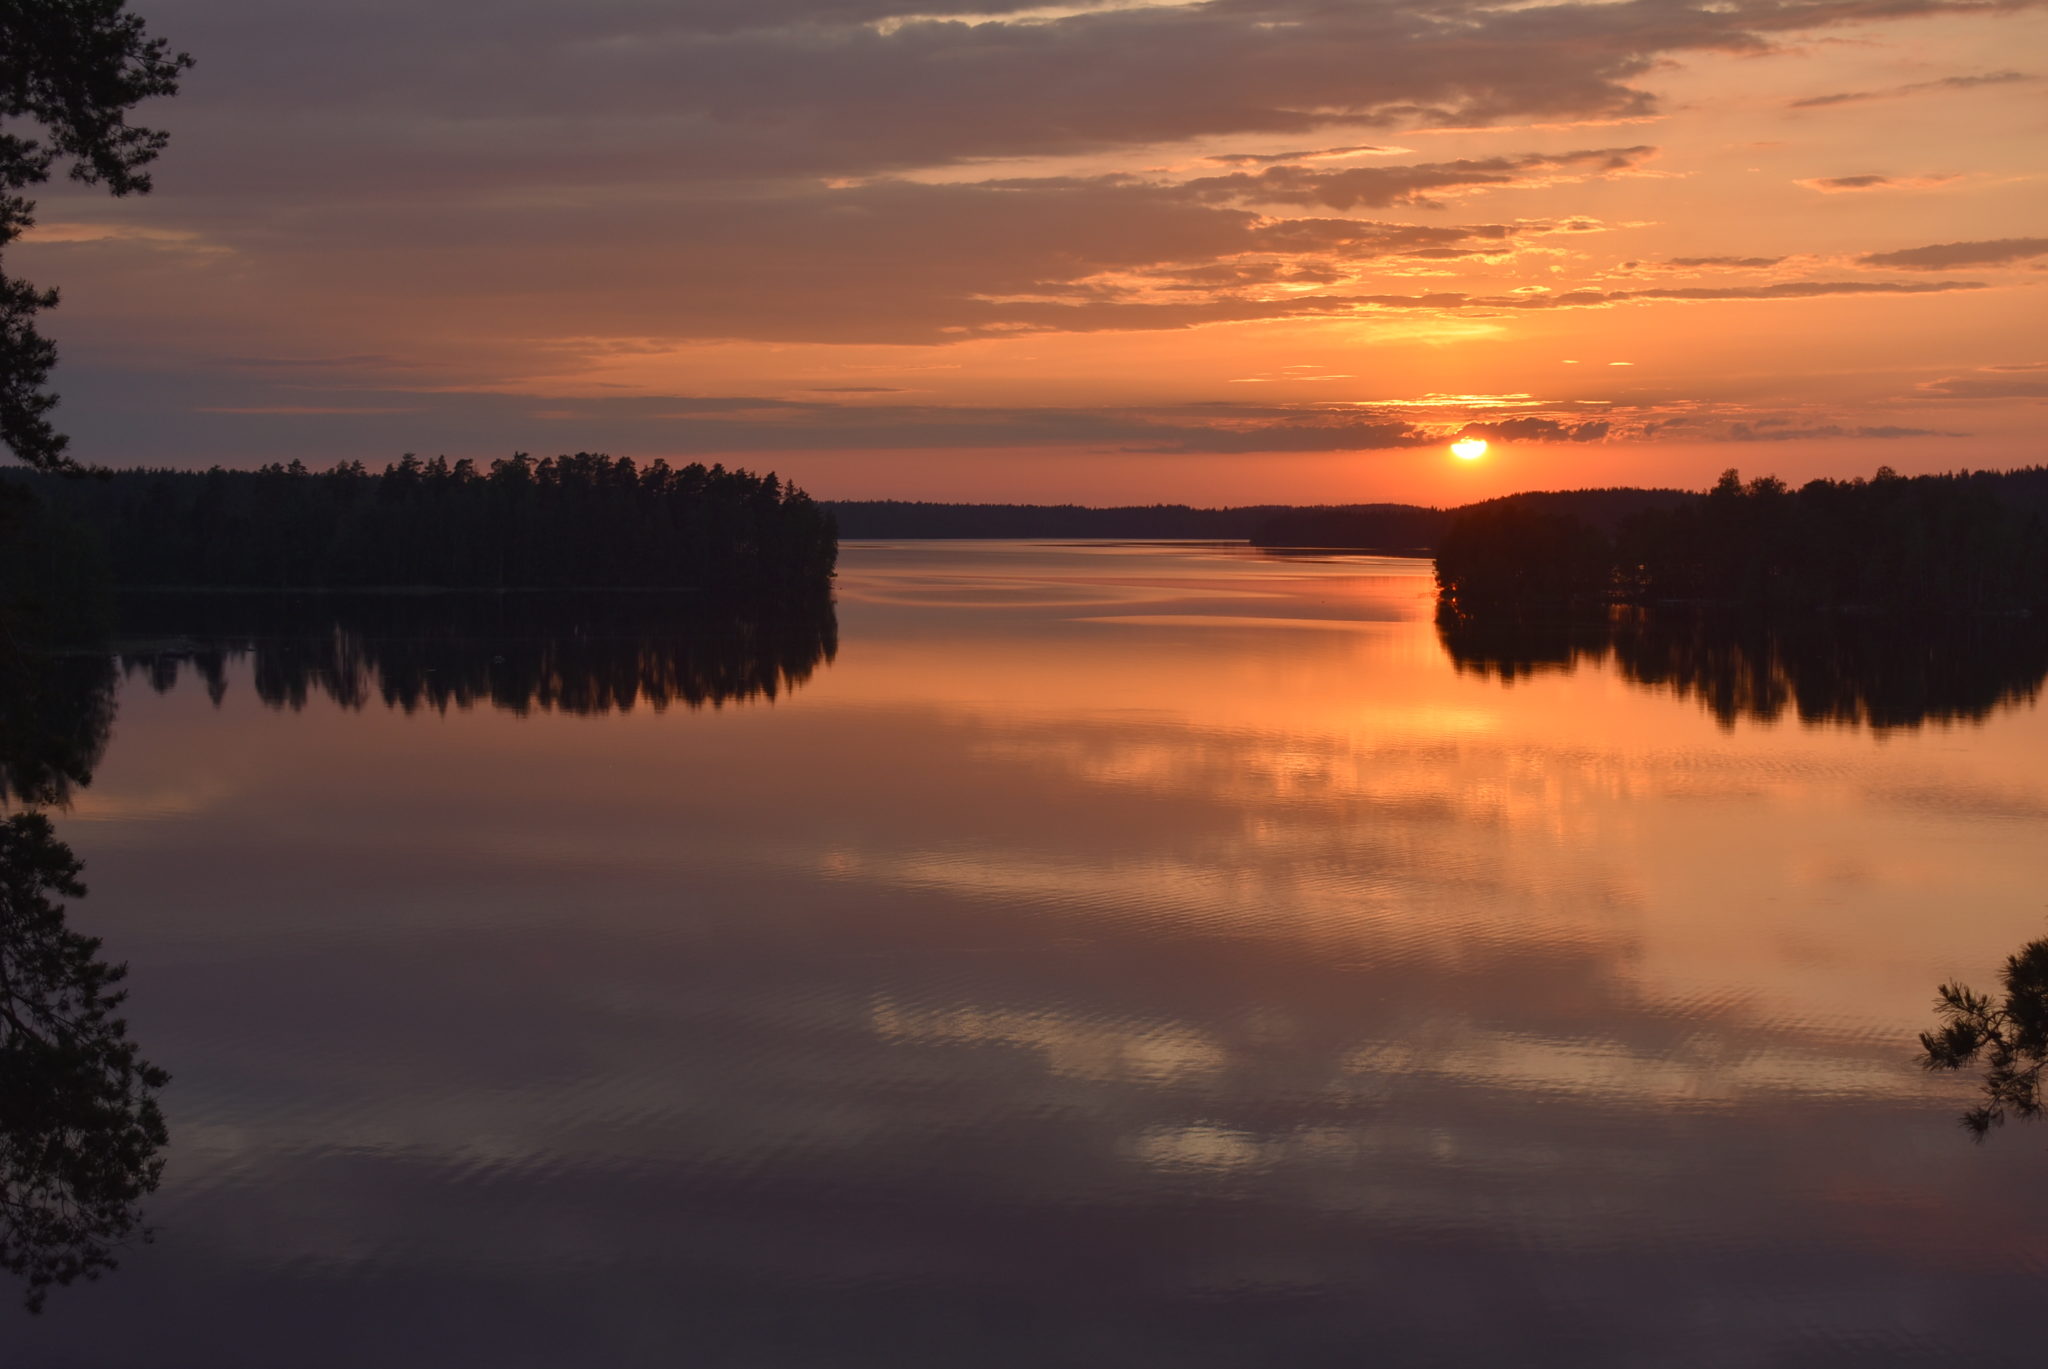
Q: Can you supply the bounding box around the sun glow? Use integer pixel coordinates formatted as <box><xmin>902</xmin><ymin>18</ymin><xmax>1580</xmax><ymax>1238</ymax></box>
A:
<box><xmin>1451</xmin><ymin>438</ymin><xmax>1489</xmax><ymax>461</ymax></box>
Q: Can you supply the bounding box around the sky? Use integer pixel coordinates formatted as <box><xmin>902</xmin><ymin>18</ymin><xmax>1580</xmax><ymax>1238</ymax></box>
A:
<box><xmin>11</xmin><ymin>0</ymin><xmax>2047</xmax><ymax>504</ymax></box>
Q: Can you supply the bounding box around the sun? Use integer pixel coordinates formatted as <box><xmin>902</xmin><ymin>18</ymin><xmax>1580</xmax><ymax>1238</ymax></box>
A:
<box><xmin>1450</xmin><ymin>437</ymin><xmax>1489</xmax><ymax>461</ymax></box>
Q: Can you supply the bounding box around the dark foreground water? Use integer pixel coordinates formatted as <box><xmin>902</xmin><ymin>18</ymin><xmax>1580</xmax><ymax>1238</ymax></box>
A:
<box><xmin>11</xmin><ymin>542</ymin><xmax>2048</xmax><ymax>1366</ymax></box>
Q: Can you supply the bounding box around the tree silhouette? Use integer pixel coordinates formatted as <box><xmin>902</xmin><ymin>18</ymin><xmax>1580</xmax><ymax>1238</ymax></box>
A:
<box><xmin>1433</xmin><ymin>501</ymin><xmax>1613</xmax><ymax>610</ymax></box>
<box><xmin>2</xmin><ymin>0</ymin><xmax>191</xmax><ymax>470</ymax></box>
<box><xmin>1919</xmin><ymin>937</ymin><xmax>2048</xmax><ymax>1139</ymax></box>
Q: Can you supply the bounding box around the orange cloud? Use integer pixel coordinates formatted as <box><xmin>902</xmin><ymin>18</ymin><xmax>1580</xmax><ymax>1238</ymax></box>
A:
<box><xmin>1794</xmin><ymin>174</ymin><xmax>1963</xmax><ymax>192</ymax></box>
<box><xmin>1859</xmin><ymin>238</ymin><xmax>2048</xmax><ymax>269</ymax></box>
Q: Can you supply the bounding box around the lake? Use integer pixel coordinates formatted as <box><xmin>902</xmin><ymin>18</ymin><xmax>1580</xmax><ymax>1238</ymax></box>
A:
<box><xmin>12</xmin><ymin>540</ymin><xmax>2048</xmax><ymax>1365</ymax></box>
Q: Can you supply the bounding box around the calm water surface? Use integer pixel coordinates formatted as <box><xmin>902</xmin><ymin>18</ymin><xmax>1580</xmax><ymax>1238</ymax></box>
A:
<box><xmin>19</xmin><ymin>541</ymin><xmax>2048</xmax><ymax>1365</ymax></box>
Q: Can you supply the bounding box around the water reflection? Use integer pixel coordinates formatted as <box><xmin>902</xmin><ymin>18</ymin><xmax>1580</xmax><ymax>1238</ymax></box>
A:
<box><xmin>1438</xmin><ymin>605</ymin><xmax>2048</xmax><ymax>729</ymax></box>
<box><xmin>0</xmin><ymin>813</ymin><xmax>169</xmax><ymax>1312</ymax></box>
<box><xmin>114</xmin><ymin>591</ymin><xmax>838</xmax><ymax>715</ymax></box>
<box><xmin>0</xmin><ymin>647</ymin><xmax>167</xmax><ymax>1313</ymax></box>
<box><xmin>13</xmin><ymin>544</ymin><xmax>2048</xmax><ymax>1364</ymax></box>
<box><xmin>0</xmin><ymin>650</ymin><xmax>117</xmax><ymax>807</ymax></box>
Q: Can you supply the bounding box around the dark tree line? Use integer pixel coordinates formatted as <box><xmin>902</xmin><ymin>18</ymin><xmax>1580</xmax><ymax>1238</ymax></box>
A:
<box><xmin>16</xmin><ymin>453</ymin><xmax>839</xmax><ymax>594</ymax></box>
<box><xmin>1436</xmin><ymin>467</ymin><xmax>2048</xmax><ymax>613</ymax></box>
<box><xmin>115</xmin><ymin>591</ymin><xmax>836</xmax><ymax>716</ymax></box>
<box><xmin>1251</xmin><ymin>488</ymin><xmax>1694</xmax><ymax>552</ymax></box>
<box><xmin>1617</xmin><ymin>467</ymin><xmax>2048</xmax><ymax>611</ymax></box>
<box><xmin>1</xmin><ymin>478</ymin><xmax>112</xmax><ymax>654</ymax></box>
<box><xmin>1432</xmin><ymin>502</ymin><xmax>1616</xmax><ymax>610</ymax></box>
<box><xmin>1452</xmin><ymin>486</ymin><xmax>1700</xmax><ymax>534</ymax></box>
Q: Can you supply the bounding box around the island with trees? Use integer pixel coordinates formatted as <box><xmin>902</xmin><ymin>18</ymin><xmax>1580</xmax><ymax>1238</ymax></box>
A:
<box><xmin>9</xmin><ymin>453</ymin><xmax>838</xmax><ymax>598</ymax></box>
<box><xmin>1433</xmin><ymin>466</ymin><xmax>2048</xmax><ymax>614</ymax></box>
<box><xmin>1428</xmin><ymin>465</ymin><xmax>2048</xmax><ymax>731</ymax></box>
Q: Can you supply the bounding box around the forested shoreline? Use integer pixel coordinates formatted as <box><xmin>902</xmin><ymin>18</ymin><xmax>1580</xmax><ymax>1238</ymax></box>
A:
<box><xmin>1434</xmin><ymin>467</ymin><xmax>2048</xmax><ymax>614</ymax></box>
<box><xmin>8</xmin><ymin>454</ymin><xmax>837</xmax><ymax>596</ymax></box>
<box><xmin>12</xmin><ymin>455</ymin><xmax>2047</xmax><ymax>616</ymax></box>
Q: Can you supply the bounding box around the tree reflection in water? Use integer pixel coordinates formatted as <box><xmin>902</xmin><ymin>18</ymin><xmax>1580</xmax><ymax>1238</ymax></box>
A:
<box><xmin>113</xmin><ymin>590</ymin><xmax>838</xmax><ymax>715</ymax></box>
<box><xmin>0</xmin><ymin>646</ymin><xmax>167</xmax><ymax>1313</ymax></box>
<box><xmin>0</xmin><ymin>652</ymin><xmax>116</xmax><ymax>808</ymax></box>
<box><xmin>0</xmin><ymin>814</ymin><xmax>169</xmax><ymax>1311</ymax></box>
<box><xmin>1436</xmin><ymin>605</ymin><xmax>2048</xmax><ymax>730</ymax></box>
<box><xmin>0</xmin><ymin>589</ymin><xmax>836</xmax><ymax>1312</ymax></box>
<box><xmin>1920</xmin><ymin>937</ymin><xmax>2048</xmax><ymax>1138</ymax></box>
<box><xmin>1438</xmin><ymin>605</ymin><xmax>2048</xmax><ymax>1137</ymax></box>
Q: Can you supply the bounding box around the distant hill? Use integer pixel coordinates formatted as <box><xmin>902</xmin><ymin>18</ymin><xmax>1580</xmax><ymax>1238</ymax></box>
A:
<box><xmin>832</xmin><ymin>474</ymin><xmax>2048</xmax><ymax>555</ymax></box>
<box><xmin>1443</xmin><ymin>487</ymin><xmax>1700</xmax><ymax>533</ymax></box>
<box><xmin>829</xmin><ymin>489</ymin><xmax>1705</xmax><ymax>548</ymax></box>
<box><xmin>828</xmin><ymin>501</ymin><xmax>1295</xmax><ymax>540</ymax></box>
<box><xmin>1244</xmin><ymin>504</ymin><xmax>1447</xmax><ymax>552</ymax></box>
<box><xmin>829</xmin><ymin>499</ymin><xmax>1454</xmax><ymax>544</ymax></box>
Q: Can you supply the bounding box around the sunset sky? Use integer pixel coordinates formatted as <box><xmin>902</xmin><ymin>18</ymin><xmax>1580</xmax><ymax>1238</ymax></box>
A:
<box><xmin>15</xmin><ymin>0</ymin><xmax>2046</xmax><ymax>503</ymax></box>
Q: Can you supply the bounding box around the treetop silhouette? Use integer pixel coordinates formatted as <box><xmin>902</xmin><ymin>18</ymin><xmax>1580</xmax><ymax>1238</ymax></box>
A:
<box><xmin>2</xmin><ymin>0</ymin><xmax>191</xmax><ymax>471</ymax></box>
<box><xmin>1920</xmin><ymin>936</ymin><xmax>2048</xmax><ymax>1139</ymax></box>
<box><xmin>1434</xmin><ymin>466</ymin><xmax>2048</xmax><ymax>615</ymax></box>
<box><xmin>20</xmin><ymin>452</ymin><xmax>840</xmax><ymax>594</ymax></box>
